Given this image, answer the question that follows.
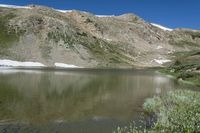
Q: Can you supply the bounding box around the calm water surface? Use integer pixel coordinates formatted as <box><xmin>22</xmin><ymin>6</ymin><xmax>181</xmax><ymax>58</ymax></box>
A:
<box><xmin>0</xmin><ymin>68</ymin><xmax>180</xmax><ymax>133</ymax></box>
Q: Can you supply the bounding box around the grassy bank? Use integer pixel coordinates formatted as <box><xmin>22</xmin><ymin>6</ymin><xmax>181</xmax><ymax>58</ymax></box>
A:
<box><xmin>114</xmin><ymin>90</ymin><xmax>200</xmax><ymax>133</ymax></box>
<box><xmin>160</xmin><ymin>50</ymin><xmax>200</xmax><ymax>87</ymax></box>
<box><xmin>160</xmin><ymin>62</ymin><xmax>200</xmax><ymax>87</ymax></box>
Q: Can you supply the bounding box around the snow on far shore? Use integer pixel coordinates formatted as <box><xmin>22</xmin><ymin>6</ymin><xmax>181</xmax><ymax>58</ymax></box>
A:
<box><xmin>153</xmin><ymin>59</ymin><xmax>171</xmax><ymax>65</ymax></box>
<box><xmin>0</xmin><ymin>59</ymin><xmax>82</xmax><ymax>68</ymax></box>
<box><xmin>55</xmin><ymin>63</ymin><xmax>81</xmax><ymax>68</ymax></box>
<box><xmin>151</xmin><ymin>23</ymin><xmax>173</xmax><ymax>31</ymax></box>
<box><xmin>0</xmin><ymin>59</ymin><xmax>45</xmax><ymax>67</ymax></box>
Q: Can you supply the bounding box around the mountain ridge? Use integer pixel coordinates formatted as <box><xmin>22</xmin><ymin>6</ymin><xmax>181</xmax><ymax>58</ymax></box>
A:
<box><xmin>0</xmin><ymin>4</ymin><xmax>199</xmax><ymax>68</ymax></box>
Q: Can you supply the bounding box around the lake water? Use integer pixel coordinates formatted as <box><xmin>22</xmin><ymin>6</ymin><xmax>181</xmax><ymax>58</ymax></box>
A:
<box><xmin>0</xmin><ymin>68</ymin><xmax>180</xmax><ymax>133</ymax></box>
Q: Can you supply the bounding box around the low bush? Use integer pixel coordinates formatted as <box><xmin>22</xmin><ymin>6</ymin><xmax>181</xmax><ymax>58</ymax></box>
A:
<box><xmin>114</xmin><ymin>90</ymin><xmax>200</xmax><ymax>133</ymax></box>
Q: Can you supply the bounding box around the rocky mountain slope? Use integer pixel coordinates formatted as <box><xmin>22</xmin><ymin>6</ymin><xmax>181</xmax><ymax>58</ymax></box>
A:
<box><xmin>0</xmin><ymin>5</ymin><xmax>200</xmax><ymax>68</ymax></box>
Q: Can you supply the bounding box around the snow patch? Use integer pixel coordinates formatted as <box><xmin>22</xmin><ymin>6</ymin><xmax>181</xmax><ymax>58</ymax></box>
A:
<box><xmin>0</xmin><ymin>4</ymin><xmax>31</xmax><ymax>9</ymax></box>
<box><xmin>151</xmin><ymin>23</ymin><xmax>173</xmax><ymax>31</ymax></box>
<box><xmin>96</xmin><ymin>15</ymin><xmax>115</xmax><ymax>17</ymax></box>
<box><xmin>0</xmin><ymin>59</ymin><xmax>45</xmax><ymax>67</ymax></box>
<box><xmin>56</xmin><ymin>9</ymin><xmax>73</xmax><ymax>13</ymax></box>
<box><xmin>153</xmin><ymin>59</ymin><xmax>171</xmax><ymax>65</ymax></box>
<box><xmin>105</xmin><ymin>38</ymin><xmax>112</xmax><ymax>41</ymax></box>
<box><xmin>102</xmin><ymin>37</ymin><xmax>112</xmax><ymax>41</ymax></box>
<box><xmin>55</xmin><ymin>63</ymin><xmax>81</xmax><ymax>68</ymax></box>
<box><xmin>156</xmin><ymin>46</ymin><xmax>163</xmax><ymax>49</ymax></box>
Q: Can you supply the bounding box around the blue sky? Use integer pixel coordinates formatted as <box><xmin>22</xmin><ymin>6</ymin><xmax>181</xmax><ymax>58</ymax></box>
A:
<box><xmin>0</xmin><ymin>0</ymin><xmax>199</xmax><ymax>29</ymax></box>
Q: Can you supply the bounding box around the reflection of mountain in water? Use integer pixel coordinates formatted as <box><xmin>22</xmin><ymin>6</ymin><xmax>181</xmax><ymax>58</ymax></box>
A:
<box><xmin>0</xmin><ymin>70</ymin><xmax>175</xmax><ymax>124</ymax></box>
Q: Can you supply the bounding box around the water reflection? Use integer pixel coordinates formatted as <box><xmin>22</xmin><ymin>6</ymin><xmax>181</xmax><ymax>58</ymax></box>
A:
<box><xmin>0</xmin><ymin>69</ymin><xmax>176</xmax><ymax>132</ymax></box>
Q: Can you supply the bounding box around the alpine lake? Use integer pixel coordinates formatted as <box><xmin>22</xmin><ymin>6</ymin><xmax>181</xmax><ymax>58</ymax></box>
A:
<box><xmin>0</xmin><ymin>68</ymin><xmax>189</xmax><ymax>133</ymax></box>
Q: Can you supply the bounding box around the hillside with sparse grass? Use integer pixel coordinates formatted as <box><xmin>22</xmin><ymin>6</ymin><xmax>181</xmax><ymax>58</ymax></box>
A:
<box><xmin>0</xmin><ymin>5</ymin><xmax>200</xmax><ymax>68</ymax></box>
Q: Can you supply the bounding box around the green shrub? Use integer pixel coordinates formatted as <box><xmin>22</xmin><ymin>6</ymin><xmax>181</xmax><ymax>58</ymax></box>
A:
<box><xmin>114</xmin><ymin>90</ymin><xmax>200</xmax><ymax>133</ymax></box>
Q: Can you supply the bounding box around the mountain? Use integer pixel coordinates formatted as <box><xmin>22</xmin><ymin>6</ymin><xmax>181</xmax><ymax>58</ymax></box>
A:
<box><xmin>0</xmin><ymin>4</ymin><xmax>200</xmax><ymax>68</ymax></box>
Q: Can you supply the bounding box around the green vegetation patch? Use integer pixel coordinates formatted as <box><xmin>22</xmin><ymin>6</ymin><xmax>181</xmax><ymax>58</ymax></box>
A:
<box><xmin>161</xmin><ymin>50</ymin><xmax>200</xmax><ymax>86</ymax></box>
<box><xmin>114</xmin><ymin>90</ymin><xmax>200</xmax><ymax>133</ymax></box>
<box><xmin>82</xmin><ymin>40</ymin><xmax>134</xmax><ymax>67</ymax></box>
<box><xmin>47</xmin><ymin>31</ymin><xmax>76</xmax><ymax>48</ymax></box>
<box><xmin>0</xmin><ymin>13</ymin><xmax>19</xmax><ymax>48</ymax></box>
<box><xmin>174</xmin><ymin>50</ymin><xmax>200</xmax><ymax>58</ymax></box>
<box><xmin>185</xmin><ymin>31</ymin><xmax>200</xmax><ymax>39</ymax></box>
<box><xmin>161</xmin><ymin>62</ymin><xmax>200</xmax><ymax>87</ymax></box>
<box><xmin>169</xmin><ymin>40</ymin><xmax>199</xmax><ymax>48</ymax></box>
